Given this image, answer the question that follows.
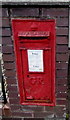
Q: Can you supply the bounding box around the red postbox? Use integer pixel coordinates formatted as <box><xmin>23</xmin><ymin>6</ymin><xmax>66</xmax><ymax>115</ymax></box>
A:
<box><xmin>12</xmin><ymin>19</ymin><xmax>56</xmax><ymax>106</ymax></box>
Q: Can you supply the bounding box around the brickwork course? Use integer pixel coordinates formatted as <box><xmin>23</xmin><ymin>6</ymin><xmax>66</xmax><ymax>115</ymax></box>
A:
<box><xmin>1</xmin><ymin>1</ymin><xmax>70</xmax><ymax>120</ymax></box>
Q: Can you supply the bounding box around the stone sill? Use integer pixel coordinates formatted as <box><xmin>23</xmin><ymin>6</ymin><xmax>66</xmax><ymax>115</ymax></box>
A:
<box><xmin>1</xmin><ymin>1</ymin><xmax>70</xmax><ymax>6</ymax></box>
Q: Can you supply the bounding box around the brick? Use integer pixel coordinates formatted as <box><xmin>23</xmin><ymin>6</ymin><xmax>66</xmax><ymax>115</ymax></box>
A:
<box><xmin>56</xmin><ymin>45</ymin><xmax>68</xmax><ymax>53</ymax></box>
<box><xmin>56</xmin><ymin>54</ymin><xmax>68</xmax><ymax>61</ymax></box>
<box><xmin>12</xmin><ymin>111</ymin><xmax>32</xmax><ymax>117</ymax></box>
<box><xmin>2</xmin><ymin>28</ymin><xmax>11</xmax><ymax>37</ymax></box>
<box><xmin>56</xmin><ymin>62</ymin><xmax>68</xmax><ymax>70</ymax></box>
<box><xmin>7</xmin><ymin>78</ymin><xmax>17</xmax><ymax>84</ymax></box>
<box><xmin>56</xmin><ymin>85</ymin><xmax>67</xmax><ymax>92</ymax></box>
<box><xmin>56</xmin><ymin>78</ymin><xmax>67</xmax><ymax>85</ymax></box>
<box><xmin>11</xmin><ymin>8</ymin><xmax>39</xmax><ymax>17</ymax></box>
<box><xmin>21</xmin><ymin>105</ymin><xmax>44</xmax><ymax>112</ymax></box>
<box><xmin>9</xmin><ymin>98</ymin><xmax>19</xmax><ymax>104</ymax></box>
<box><xmin>56</xmin><ymin>69</ymin><xmax>68</xmax><ymax>78</ymax></box>
<box><xmin>10</xmin><ymin>105</ymin><xmax>20</xmax><ymax>111</ymax></box>
<box><xmin>4</xmin><ymin>62</ymin><xmax>15</xmax><ymax>70</ymax></box>
<box><xmin>56</xmin><ymin>99</ymin><xmax>67</xmax><ymax>105</ymax></box>
<box><xmin>56</xmin><ymin>17</ymin><xmax>68</xmax><ymax>27</ymax></box>
<box><xmin>45</xmin><ymin>106</ymin><xmax>66</xmax><ymax>115</ymax></box>
<box><xmin>55</xmin><ymin>106</ymin><xmax>66</xmax><ymax>112</ymax></box>
<box><xmin>4</xmin><ymin>70</ymin><xmax>16</xmax><ymax>77</ymax></box>
<box><xmin>56</xmin><ymin>28</ymin><xmax>68</xmax><ymax>36</ymax></box>
<box><xmin>2</xmin><ymin>37</ymin><xmax>13</xmax><ymax>45</ymax></box>
<box><xmin>44</xmin><ymin>106</ymin><xmax>54</xmax><ymax>112</ymax></box>
<box><xmin>2</xmin><ymin>18</ymin><xmax>10</xmax><ymax>27</ymax></box>
<box><xmin>3</xmin><ymin>54</ymin><xmax>15</xmax><ymax>62</ymax></box>
<box><xmin>34</xmin><ymin>111</ymin><xmax>54</xmax><ymax>118</ymax></box>
<box><xmin>56</xmin><ymin>36</ymin><xmax>68</xmax><ymax>45</ymax></box>
<box><xmin>2</xmin><ymin>46</ymin><xmax>13</xmax><ymax>53</ymax></box>
<box><xmin>42</xmin><ymin>8</ymin><xmax>68</xmax><ymax>18</ymax></box>
<box><xmin>9</xmin><ymin>92</ymin><xmax>19</xmax><ymax>99</ymax></box>
<box><xmin>56</xmin><ymin>93</ymin><xmax>67</xmax><ymax>98</ymax></box>
<box><xmin>7</xmin><ymin>85</ymin><xmax>18</xmax><ymax>92</ymax></box>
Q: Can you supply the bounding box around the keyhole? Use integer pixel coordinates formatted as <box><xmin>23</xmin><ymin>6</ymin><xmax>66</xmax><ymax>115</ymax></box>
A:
<box><xmin>27</xmin><ymin>75</ymin><xmax>29</xmax><ymax>77</ymax></box>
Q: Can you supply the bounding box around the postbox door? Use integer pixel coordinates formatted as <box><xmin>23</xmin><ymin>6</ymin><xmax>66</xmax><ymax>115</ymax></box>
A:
<box><xmin>20</xmin><ymin>47</ymin><xmax>52</xmax><ymax>103</ymax></box>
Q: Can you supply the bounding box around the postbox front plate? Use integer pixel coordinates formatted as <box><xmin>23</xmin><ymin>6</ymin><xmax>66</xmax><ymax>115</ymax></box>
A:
<box><xmin>12</xmin><ymin>19</ymin><xmax>56</xmax><ymax>106</ymax></box>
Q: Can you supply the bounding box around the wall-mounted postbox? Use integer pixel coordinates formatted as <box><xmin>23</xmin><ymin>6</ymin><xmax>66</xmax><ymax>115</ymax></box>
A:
<box><xmin>12</xmin><ymin>19</ymin><xmax>56</xmax><ymax>106</ymax></box>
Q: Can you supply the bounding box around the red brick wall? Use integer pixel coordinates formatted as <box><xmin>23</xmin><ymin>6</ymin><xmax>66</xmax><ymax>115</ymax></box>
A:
<box><xmin>2</xmin><ymin>6</ymin><xmax>69</xmax><ymax>119</ymax></box>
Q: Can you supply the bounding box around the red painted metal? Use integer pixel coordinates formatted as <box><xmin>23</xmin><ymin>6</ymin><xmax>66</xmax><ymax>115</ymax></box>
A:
<box><xmin>12</xmin><ymin>19</ymin><xmax>56</xmax><ymax>106</ymax></box>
